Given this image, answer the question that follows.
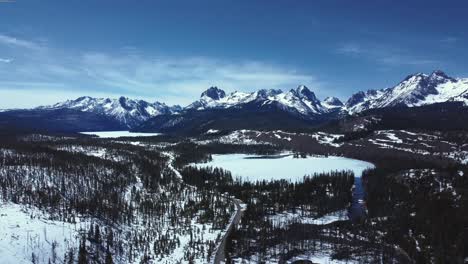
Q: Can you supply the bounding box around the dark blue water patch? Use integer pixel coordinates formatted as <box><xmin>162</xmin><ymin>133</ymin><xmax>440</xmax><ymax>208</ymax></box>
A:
<box><xmin>348</xmin><ymin>177</ymin><xmax>367</xmax><ymax>222</ymax></box>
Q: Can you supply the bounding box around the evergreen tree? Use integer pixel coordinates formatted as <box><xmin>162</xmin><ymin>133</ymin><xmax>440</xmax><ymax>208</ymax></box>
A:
<box><xmin>67</xmin><ymin>248</ymin><xmax>75</xmax><ymax>264</ymax></box>
<box><xmin>105</xmin><ymin>250</ymin><xmax>114</xmax><ymax>264</ymax></box>
<box><xmin>78</xmin><ymin>240</ymin><xmax>87</xmax><ymax>264</ymax></box>
<box><xmin>95</xmin><ymin>224</ymin><xmax>101</xmax><ymax>244</ymax></box>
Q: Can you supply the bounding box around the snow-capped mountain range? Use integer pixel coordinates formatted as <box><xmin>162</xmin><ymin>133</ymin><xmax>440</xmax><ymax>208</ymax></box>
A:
<box><xmin>345</xmin><ymin>70</ymin><xmax>468</xmax><ymax>113</ymax></box>
<box><xmin>186</xmin><ymin>85</ymin><xmax>341</xmax><ymax>116</ymax></box>
<box><xmin>38</xmin><ymin>96</ymin><xmax>181</xmax><ymax>128</ymax></box>
<box><xmin>184</xmin><ymin>70</ymin><xmax>468</xmax><ymax>117</ymax></box>
<box><xmin>24</xmin><ymin>70</ymin><xmax>468</xmax><ymax>130</ymax></box>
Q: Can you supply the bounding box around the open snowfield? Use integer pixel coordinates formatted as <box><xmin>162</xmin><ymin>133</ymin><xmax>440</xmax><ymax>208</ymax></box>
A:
<box><xmin>193</xmin><ymin>153</ymin><xmax>374</xmax><ymax>182</ymax></box>
<box><xmin>80</xmin><ymin>131</ymin><xmax>161</xmax><ymax>138</ymax></box>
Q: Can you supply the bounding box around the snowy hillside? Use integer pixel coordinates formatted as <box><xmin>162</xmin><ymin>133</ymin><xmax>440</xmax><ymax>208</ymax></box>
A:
<box><xmin>38</xmin><ymin>96</ymin><xmax>181</xmax><ymax>128</ymax></box>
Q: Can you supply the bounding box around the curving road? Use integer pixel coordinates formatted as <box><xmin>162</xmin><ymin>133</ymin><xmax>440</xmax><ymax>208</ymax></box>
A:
<box><xmin>163</xmin><ymin>152</ymin><xmax>244</xmax><ymax>264</ymax></box>
<box><xmin>213</xmin><ymin>198</ymin><xmax>244</xmax><ymax>264</ymax></box>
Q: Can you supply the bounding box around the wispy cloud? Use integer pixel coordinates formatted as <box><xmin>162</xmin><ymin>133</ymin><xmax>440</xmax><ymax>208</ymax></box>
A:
<box><xmin>0</xmin><ymin>34</ymin><xmax>43</xmax><ymax>50</ymax></box>
<box><xmin>0</xmin><ymin>34</ymin><xmax>321</xmax><ymax>108</ymax></box>
<box><xmin>79</xmin><ymin>53</ymin><xmax>318</xmax><ymax>96</ymax></box>
<box><xmin>336</xmin><ymin>43</ymin><xmax>363</xmax><ymax>56</ymax></box>
<box><xmin>440</xmin><ymin>37</ymin><xmax>458</xmax><ymax>44</ymax></box>
<box><xmin>0</xmin><ymin>58</ymin><xmax>12</xmax><ymax>63</ymax></box>
<box><xmin>336</xmin><ymin>42</ymin><xmax>439</xmax><ymax>66</ymax></box>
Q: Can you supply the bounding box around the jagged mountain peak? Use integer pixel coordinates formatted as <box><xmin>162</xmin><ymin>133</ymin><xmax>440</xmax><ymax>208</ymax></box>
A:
<box><xmin>118</xmin><ymin>96</ymin><xmax>136</xmax><ymax>110</ymax></box>
<box><xmin>403</xmin><ymin>72</ymin><xmax>427</xmax><ymax>80</ymax></box>
<box><xmin>295</xmin><ymin>85</ymin><xmax>310</xmax><ymax>94</ymax></box>
<box><xmin>428</xmin><ymin>70</ymin><xmax>457</xmax><ymax>83</ymax></box>
<box><xmin>291</xmin><ymin>85</ymin><xmax>318</xmax><ymax>102</ymax></box>
<box><xmin>346</xmin><ymin>70</ymin><xmax>468</xmax><ymax>113</ymax></box>
<box><xmin>255</xmin><ymin>89</ymin><xmax>283</xmax><ymax>98</ymax></box>
<box><xmin>323</xmin><ymin>97</ymin><xmax>344</xmax><ymax>107</ymax></box>
<box><xmin>345</xmin><ymin>90</ymin><xmax>379</xmax><ymax>109</ymax></box>
<box><xmin>75</xmin><ymin>96</ymin><xmax>93</xmax><ymax>101</ymax></box>
<box><xmin>401</xmin><ymin>70</ymin><xmax>454</xmax><ymax>86</ymax></box>
<box><xmin>201</xmin><ymin>86</ymin><xmax>226</xmax><ymax>100</ymax></box>
<box><xmin>430</xmin><ymin>70</ymin><xmax>450</xmax><ymax>79</ymax></box>
<box><xmin>185</xmin><ymin>85</ymin><xmax>329</xmax><ymax>116</ymax></box>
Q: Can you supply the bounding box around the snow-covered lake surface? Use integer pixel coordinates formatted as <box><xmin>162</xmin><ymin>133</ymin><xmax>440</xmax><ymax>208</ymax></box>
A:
<box><xmin>80</xmin><ymin>131</ymin><xmax>161</xmax><ymax>138</ymax></box>
<box><xmin>194</xmin><ymin>153</ymin><xmax>374</xmax><ymax>182</ymax></box>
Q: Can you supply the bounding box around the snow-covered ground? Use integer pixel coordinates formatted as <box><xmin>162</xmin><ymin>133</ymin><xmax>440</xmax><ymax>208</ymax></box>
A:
<box><xmin>365</xmin><ymin>130</ymin><xmax>468</xmax><ymax>164</ymax></box>
<box><xmin>232</xmin><ymin>241</ymin><xmax>362</xmax><ymax>264</ymax></box>
<box><xmin>310</xmin><ymin>132</ymin><xmax>344</xmax><ymax>147</ymax></box>
<box><xmin>211</xmin><ymin>130</ymin><xmax>266</xmax><ymax>145</ymax></box>
<box><xmin>0</xmin><ymin>144</ymin><xmax>234</xmax><ymax>264</ymax></box>
<box><xmin>157</xmin><ymin>152</ymin><xmax>235</xmax><ymax>264</ymax></box>
<box><xmin>286</xmin><ymin>251</ymin><xmax>361</xmax><ymax>264</ymax></box>
<box><xmin>56</xmin><ymin>145</ymin><xmax>108</xmax><ymax>158</ymax></box>
<box><xmin>80</xmin><ymin>131</ymin><xmax>161</xmax><ymax>138</ymax></box>
<box><xmin>155</xmin><ymin>217</ymin><xmax>225</xmax><ymax>264</ymax></box>
<box><xmin>376</xmin><ymin>131</ymin><xmax>403</xmax><ymax>144</ymax></box>
<box><xmin>0</xmin><ymin>202</ymin><xmax>90</xmax><ymax>264</ymax></box>
<box><xmin>198</xmin><ymin>129</ymin><xmax>344</xmax><ymax>148</ymax></box>
<box><xmin>268</xmin><ymin>209</ymin><xmax>349</xmax><ymax>228</ymax></box>
<box><xmin>193</xmin><ymin>153</ymin><xmax>374</xmax><ymax>182</ymax></box>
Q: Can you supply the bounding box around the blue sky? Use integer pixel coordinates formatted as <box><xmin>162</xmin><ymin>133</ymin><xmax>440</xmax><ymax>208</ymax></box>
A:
<box><xmin>0</xmin><ymin>0</ymin><xmax>467</xmax><ymax>108</ymax></box>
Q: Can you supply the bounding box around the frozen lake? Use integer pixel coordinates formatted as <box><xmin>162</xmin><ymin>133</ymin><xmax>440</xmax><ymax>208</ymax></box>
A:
<box><xmin>80</xmin><ymin>131</ymin><xmax>161</xmax><ymax>138</ymax></box>
<box><xmin>194</xmin><ymin>153</ymin><xmax>375</xmax><ymax>221</ymax></box>
<box><xmin>194</xmin><ymin>153</ymin><xmax>374</xmax><ymax>182</ymax></box>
